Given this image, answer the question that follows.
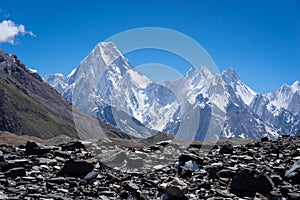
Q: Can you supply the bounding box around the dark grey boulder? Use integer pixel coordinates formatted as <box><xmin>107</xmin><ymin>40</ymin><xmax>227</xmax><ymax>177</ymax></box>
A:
<box><xmin>61</xmin><ymin>141</ymin><xmax>85</xmax><ymax>151</ymax></box>
<box><xmin>260</xmin><ymin>136</ymin><xmax>269</xmax><ymax>142</ymax></box>
<box><xmin>178</xmin><ymin>153</ymin><xmax>203</xmax><ymax>166</ymax></box>
<box><xmin>57</xmin><ymin>159</ymin><xmax>94</xmax><ymax>177</ymax></box>
<box><xmin>25</xmin><ymin>141</ymin><xmax>57</xmax><ymax>155</ymax></box>
<box><xmin>219</xmin><ymin>144</ymin><xmax>234</xmax><ymax>154</ymax></box>
<box><xmin>230</xmin><ymin>168</ymin><xmax>274</xmax><ymax>193</ymax></box>
<box><xmin>166</xmin><ymin>178</ymin><xmax>188</xmax><ymax>198</ymax></box>
<box><xmin>4</xmin><ymin>167</ymin><xmax>26</xmax><ymax>178</ymax></box>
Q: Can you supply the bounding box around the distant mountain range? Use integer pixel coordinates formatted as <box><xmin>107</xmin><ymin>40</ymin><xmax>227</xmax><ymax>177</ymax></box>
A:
<box><xmin>45</xmin><ymin>42</ymin><xmax>300</xmax><ymax>140</ymax></box>
<box><xmin>0</xmin><ymin>49</ymin><xmax>133</xmax><ymax>140</ymax></box>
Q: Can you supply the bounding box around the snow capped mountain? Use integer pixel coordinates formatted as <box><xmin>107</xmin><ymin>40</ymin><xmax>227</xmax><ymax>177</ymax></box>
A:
<box><xmin>266</xmin><ymin>81</ymin><xmax>300</xmax><ymax>116</ymax></box>
<box><xmin>45</xmin><ymin>42</ymin><xmax>300</xmax><ymax>140</ymax></box>
<box><xmin>45</xmin><ymin>42</ymin><xmax>181</xmax><ymax>137</ymax></box>
<box><xmin>250</xmin><ymin>81</ymin><xmax>300</xmax><ymax>135</ymax></box>
<box><xmin>222</xmin><ymin>68</ymin><xmax>256</xmax><ymax>106</ymax></box>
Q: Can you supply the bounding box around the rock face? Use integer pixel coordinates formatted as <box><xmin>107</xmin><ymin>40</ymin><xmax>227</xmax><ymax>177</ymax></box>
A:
<box><xmin>0</xmin><ymin>134</ymin><xmax>300</xmax><ymax>199</ymax></box>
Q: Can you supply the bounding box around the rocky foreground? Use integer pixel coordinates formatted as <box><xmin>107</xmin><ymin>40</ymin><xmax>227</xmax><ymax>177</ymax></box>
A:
<box><xmin>0</xmin><ymin>134</ymin><xmax>300</xmax><ymax>200</ymax></box>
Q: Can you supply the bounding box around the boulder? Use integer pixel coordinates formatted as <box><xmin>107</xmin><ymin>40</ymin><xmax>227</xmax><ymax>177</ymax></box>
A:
<box><xmin>166</xmin><ymin>178</ymin><xmax>188</xmax><ymax>198</ymax></box>
<box><xmin>123</xmin><ymin>182</ymin><xmax>139</xmax><ymax>192</ymax></box>
<box><xmin>230</xmin><ymin>168</ymin><xmax>274</xmax><ymax>193</ymax></box>
<box><xmin>178</xmin><ymin>153</ymin><xmax>203</xmax><ymax>166</ymax></box>
<box><xmin>260</xmin><ymin>136</ymin><xmax>269</xmax><ymax>142</ymax></box>
<box><xmin>25</xmin><ymin>141</ymin><xmax>57</xmax><ymax>155</ymax></box>
<box><xmin>4</xmin><ymin>167</ymin><xmax>26</xmax><ymax>178</ymax></box>
<box><xmin>84</xmin><ymin>171</ymin><xmax>98</xmax><ymax>182</ymax></box>
<box><xmin>57</xmin><ymin>160</ymin><xmax>94</xmax><ymax>177</ymax></box>
<box><xmin>284</xmin><ymin>160</ymin><xmax>300</xmax><ymax>184</ymax></box>
<box><xmin>219</xmin><ymin>144</ymin><xmax>234</xmax><ymax>154</ymax></box>
<box><xmin>61</xmin><ymin>141</ymin><xmax>85</xmax><ymax>151</ymax></box>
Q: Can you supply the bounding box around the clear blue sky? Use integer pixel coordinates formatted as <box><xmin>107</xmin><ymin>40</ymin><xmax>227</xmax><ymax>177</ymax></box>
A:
<box><xmin>0</xmin><ymin>0</ymin><xmax>299</xmax><ymax>93</ymax></box>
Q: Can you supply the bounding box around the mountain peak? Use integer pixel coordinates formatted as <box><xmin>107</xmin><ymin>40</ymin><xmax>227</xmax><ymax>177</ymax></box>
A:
<box><xmin>81</xmin><ymin>41</ymin><xmax>124</xmax><ymax>67</ymax></box>
<box><xmin>96</xmin><ymin>41</ymin><xmax>122</xmax><ymax>56</ymax></box>
<box><xmin>96</xmin><ymin>41</ymin><xmax>117</xmax><ymax>49</ymax></box>
<box><xmin>291</xmin><ymin>81</ymin><xmax>300</xmax><ymax>93</ymax></box>
<box><xmin>199</xmin><ymin>66</ymin><xmax>214</xmax><ymax>79</ymax></box>
<box><xmin>221</xmin><ymin>68</ymin><xmax>240</xmax><ymax>84</ymax></box>
<box><xmin>184</xmin><ymin>66</ymin><xmax>197</xmax><ymax>78</ymax></box>
<box><xmin>184</xmin><ymin>66</ymin><xmax>214</xmax><ymax>85</ymax></box>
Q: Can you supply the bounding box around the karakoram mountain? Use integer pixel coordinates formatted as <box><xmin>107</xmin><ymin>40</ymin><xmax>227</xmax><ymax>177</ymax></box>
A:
<box><xmin>44</xmin><ymin>42</ymin><xmax>300</xmax><ymax>140</ymax></box>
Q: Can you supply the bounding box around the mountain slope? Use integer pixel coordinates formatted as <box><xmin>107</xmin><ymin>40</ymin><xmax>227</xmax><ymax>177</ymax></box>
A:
<box><xmin>0</xmin><ymin>49</ymin><xmax>133</xmax><ymax>140</ymax></box>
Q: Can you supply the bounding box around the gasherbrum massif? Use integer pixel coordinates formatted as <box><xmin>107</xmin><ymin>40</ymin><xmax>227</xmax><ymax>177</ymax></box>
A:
<box><xmin>45</xmin><ymin>42</ymin><xmax>300</xmax><ymax>140</ymax></box>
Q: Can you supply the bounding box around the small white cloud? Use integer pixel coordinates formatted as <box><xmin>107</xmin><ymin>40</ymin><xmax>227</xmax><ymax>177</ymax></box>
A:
<box><xmin>0</xmin><ymin>20</ymin><xmax>35</xmax><ymax>44</ymax></box>
<box><xmin>28</xmin><ymin>30</ymin><xmax>36</xmax><ymax>37</ymax></box>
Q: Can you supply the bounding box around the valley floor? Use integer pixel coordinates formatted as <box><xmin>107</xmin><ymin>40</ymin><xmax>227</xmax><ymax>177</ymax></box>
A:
<box><xmin>0</xmin><ymin>131</ymin><xmax>299</xmax><ymax>199</ymax></box>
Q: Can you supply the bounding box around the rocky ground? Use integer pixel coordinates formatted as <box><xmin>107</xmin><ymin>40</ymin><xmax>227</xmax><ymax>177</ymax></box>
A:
<box><xmin>0</xmin><ymin>133</ymin><xmax>300</xmax><ymax>199</ymax></box>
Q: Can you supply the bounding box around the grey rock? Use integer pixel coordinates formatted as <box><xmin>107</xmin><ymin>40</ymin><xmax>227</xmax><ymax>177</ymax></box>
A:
<box><xmin>4</xmin><ymin>167</ymin><xmax>26</xmax><ymax>178</ymax></box>
<box><xmin>219</xmin><ymin>144</ymin><xmax>234</xmax><ymax>154</ymax></box>
<box><xmin>288</xmin><ymin>192</ymin><xmax>300</xmax><ymax>200</ymax></box>
<box><xmin>178</xmin><ymin>153</ymin><xmax>203</xmax><ymax>166</ymax></box>
<box><xmin>57</xmin><ymin>159</ymin><xmax>94</xmax><ymax>177</ymax></box>
<box><xmin>83</xmin><ymin>171</ymin><xmax>98</xmax><ymax>181</ymax></box>
<box><xmin>284</xmin><ymin>160</ymin><xmax>300</xmax><ymax>184</ymax></box>
<box><xmin>166</xmin><ymin>178</ymin><xmax>188</xmax><ymax>198</ymax></box>
<box><xmin>61</xmin><ymin>141</ymin><xmax>85</xmax><ymax>151</ymax></box>
<box><xmin>25</xmin><ymin>141</ymin><xmax>55</xmax><ymax>155</ymax></box>
<box><xmin>47</xmin><ymin>177</ymin><xmax>65</xmax><ymax>184</ymax></box>
<box><xmin>261</xmin><ymin>136</ymin><xmax>269</xmax><ymax>142</ymax></box>
<box><xmin>230</xmin><ymin>168</ymin><xmax>274</xmax><ymax>193</ymax></box>
<box><xmin>123</xmin><ymin>182</ymin><xmax>139</xmax><ymax>192</ymax></box>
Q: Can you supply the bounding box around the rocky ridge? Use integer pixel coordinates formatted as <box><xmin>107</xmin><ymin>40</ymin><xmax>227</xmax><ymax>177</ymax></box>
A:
<box><xmin>0</xmin><ymin>132</ymin><xmax>299</xmax><ymax>199</ymax></box>
<box><xmin>0</xmin><ymin>49</ymin><xmax>135</xmax><ymax>141</ymax></box>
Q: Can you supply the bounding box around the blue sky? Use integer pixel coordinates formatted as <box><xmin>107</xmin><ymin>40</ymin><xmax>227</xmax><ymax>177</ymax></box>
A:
<box><xmin>0</xmin><ymin>0</ymin><xmax>299</xmax><ymax>93</ymax></box>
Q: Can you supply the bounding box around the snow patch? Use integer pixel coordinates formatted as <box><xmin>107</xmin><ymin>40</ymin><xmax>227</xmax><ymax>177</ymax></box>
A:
<box><xmin>28</xmin><ymin>68</ymin><xmax>38</xmax><ymax>74</ymax></box>
<box><xmin>128</xmin><ymin>70</ymin><xmax>150</xmax><ymax>88</ymax></box>
<box><xmin>67</xmin><ymin>68</ymin><xmax>77</xmax><ymax>78</ymax></box>
<box><xmin>236</xmin><ymin>80</ymin><xmax>256</xmax><ymax>105</ymax></box>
